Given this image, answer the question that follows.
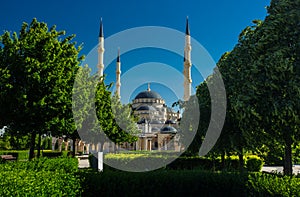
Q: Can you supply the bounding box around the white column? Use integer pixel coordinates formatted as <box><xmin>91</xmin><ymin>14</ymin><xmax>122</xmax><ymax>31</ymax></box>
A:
<box><xmin>64</xmin><ymin>141</ymin><xmax>69</xmax><ymax>151</ymax></box>
<box><xmin>51</xmin><ymin>137</ymin><xmax>57</xmax><ymax>151</ymax></box>
<box><xmin>183</xmin><ymin>18</ymin><xmax>192</xmax><ymax>101</ymax></box>
<box><xmin>58</xmin><ymin>137</ymin><xmax>63</xmax><ymax>152</ymax></box>
<box><xmin>116</xmin><ymin>48</ymin><xmax>121</xmax><ymax>98</ymax></box>
<box><xmin>86</xmin><ymin>144</ymin><xmax>90</xmax><ymax>154</ymax></box>
<box><xmin>148</xmin><ymin>140</ymin><xmax>152</xmax><ymax>151</ymax></box>
<box><xmin>70</xmin><ymin>139</ymin><xmax>73</xmax><ymax>151</ymax></box>
<box><xmin>97</xmin><ymin>19</ymin><xmax>105</xmax><ymax>77</ymax></box>
<box><xmin>143</xmin><ymin>138</ymin><xmax>147</xmax><ymax>151</ymax></box>
<box><xmin>98</xmin><ymin>152</ymin><xmax>103</xmax><ymax>171</ymax></box>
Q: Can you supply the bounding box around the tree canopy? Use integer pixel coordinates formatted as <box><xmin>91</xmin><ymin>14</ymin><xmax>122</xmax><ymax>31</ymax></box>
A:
<box><xmin>214</xmin><ymin>0</ymin><xmax>300</xmax><ymax>175</ymax></box>
<box><xmin>0</xmin><ymin>18</ymin><xmax>83</xmax><ymax>159</ymax></box>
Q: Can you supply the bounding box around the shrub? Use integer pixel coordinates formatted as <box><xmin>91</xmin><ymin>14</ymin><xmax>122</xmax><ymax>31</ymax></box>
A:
<box><xmin>246</xmin><ymin>156</ymin><xmax>264</xmax><ymax>172</ymax></box>
<box><xmin>0</xmin><ymin>157</ymin><xmax>82</xmax><ymax>196</ymax></box>
<box><xmin>0</xmin><ymin>157</ymin><xmax>78</xmax><ymax>173</ymax></box>
<box><xmin>247</xmin><ymin>173</ymin><xmax>300</xmax><ymax>196</ymax></box>
<box><xmin>0</xmin><ymin>170</ymin><xmax>81</xmax><ymax>196</ymax></box>
<box><xmin>0</xmin><ymin>157</ymin><xmax>5</xmax><ymax>164</ymax></box>
<box><xmin>167</xmin><ymin>157</ymin><xmax>215</xmax><ymax>170</ymax></box>
<box><xmin>80</xmin><ymin>170</ymin><xmax>246</xmax><ymax>197</ymax></box>
<box><xmin>102</xmin><ymin>153</ymin><xmax>243</xmax><ymax>171</ymax></box>
<box><xmin>79</xmin><ymin>169</ymin><xmax>300</xmax><ymax>196</ymax></box>
<box><xmin>42</xmin><ymin>151</ymin><xmax>62</xmax><ymax>158</ymax></box>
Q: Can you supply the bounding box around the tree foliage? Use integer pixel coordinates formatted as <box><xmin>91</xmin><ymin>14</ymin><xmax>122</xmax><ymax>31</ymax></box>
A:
<box><xmin>0</xmin><ymin>18</ymin><xmax>83</xmax><ymax>159</ymax></box>
<box><xmin>73</xmin><ymin>67</ymin><xmax>139</xmax><ymax>151</ymax></box>
<box><xmin>110</xmin><ymin>94</ymin><xmax>139</xmax><ymax>144</ymax></box>
<box><xmin>216</xmin><ymin>0</ymin><xmax>300</xmax><ymax>175</ymax></box>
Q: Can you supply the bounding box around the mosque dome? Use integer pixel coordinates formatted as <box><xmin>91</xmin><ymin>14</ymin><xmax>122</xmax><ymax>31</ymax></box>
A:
<box><xmin>136</xmin><ymin>105</ymin><xmax>156</xmax><ymax>111</ymax></box>
<box><xmin>134</xmin><ymin>90</ymin><xmax>162</xmax><ymax>100</ymax></box>
<box><xmin>160</xmin><ymin>126</ymin><xmax>177</xmax><ymax>134</ymax></box>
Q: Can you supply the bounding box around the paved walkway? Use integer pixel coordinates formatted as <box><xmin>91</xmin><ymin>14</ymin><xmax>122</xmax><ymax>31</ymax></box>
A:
<box><xmin>262</xmin><ymin>165</ymin><xmax>300</xmax><ymax>175</ymax></box>
<box><xmin>78</xmin><ymin>156</ymin><xmax>300</xmax><ymax>174</ymax></box>
<box><xmin>77</xmin><ymin>155</ymin><xmax>90</xmax><ymax>168</ymax></box>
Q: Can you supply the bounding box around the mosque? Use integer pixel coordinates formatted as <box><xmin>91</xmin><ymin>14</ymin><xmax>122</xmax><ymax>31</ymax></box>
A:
<box><xmin>96</xmin><ymin>18</ymin><xmax>192</xmax><ymax>151</ymax></box>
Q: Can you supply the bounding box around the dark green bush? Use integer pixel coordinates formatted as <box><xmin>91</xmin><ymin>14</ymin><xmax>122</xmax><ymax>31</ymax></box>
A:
<box><xmin>167</xmin><ymin>157</ymin><xmax>216</xmax><ymax>170</ymax></box>
<box><xmin>79</xmin><ymin>169</ymin><xmax>300</xmax><ymax>196</ymax></box>
<box><xmin>0</xmin><ymin>157</ymin><xmax>82</xmax><ymax>196</ymax></box>
<box><xmin>0</xmin><ymin>157</ymin><xmax>4</xmax><ymax>164</ymax></box>
<box><xmin>247</xmin><ymin>173</ymin><xmax>300</xmax><ymax>196</ymax></box>
<box><xmin>0</xmin><ymin>170</ymin><xmax>81</xmax><ymax>196</ymax></box>
<box><xmin>42</xmin><ymin>151</ymin><xmax>62</xmax><ymax>158</ymax></box>
<box><xmin>246</xmin><ymin>156</ymin><xmax>264</xmax><ymax>172</ymax></box>
<box><xmin>0</xmin><ymin>157</ymin><xmax>78</xmax><ymax>173</ymax></box>
<box><xmin>80</xmin><ymin>170</ymin><xmax>247</xmax><ymax>197</ymax></box>
<box><xmin>103</xmin><ymin>153</ymin><xmax>246</xmax><ymax>171</ymax></box>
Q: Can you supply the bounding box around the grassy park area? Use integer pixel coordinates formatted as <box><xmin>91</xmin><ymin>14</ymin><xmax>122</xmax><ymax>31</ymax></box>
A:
<box><xmin>0</xmin><ymin>153</ymin><xmax>300</xmax><ymax>196</ymax></box>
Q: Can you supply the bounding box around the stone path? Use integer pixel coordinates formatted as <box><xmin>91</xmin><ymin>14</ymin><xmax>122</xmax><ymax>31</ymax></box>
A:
<box><xmin>262</xmin><ymin>165</ymin><xmax>300</xmax><ymax>175</ymax></box>
<box><xmin>77</xmin><ymin>156</ymin><xmax>300</xmax><ymax>174</ymax></box>
<box><xmin>77</xmin><ymin>155</ymin><xmax>90</xmax><ymax>168</ymax></box>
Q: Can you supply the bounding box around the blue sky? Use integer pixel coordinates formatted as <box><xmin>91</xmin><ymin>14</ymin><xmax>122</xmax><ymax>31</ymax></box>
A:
<box><xmin>0</xmin><ymin>0</ymin><xmax>271</xmax><ymax>106</ymax></box>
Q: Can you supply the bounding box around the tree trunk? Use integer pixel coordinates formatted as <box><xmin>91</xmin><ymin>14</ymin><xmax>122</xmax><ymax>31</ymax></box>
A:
<box><xmin>283</xmin><ymin>135</ymin><xmax>293</xmax><ymax>176</ymax></box>
<box><xmin>72</xmin><ymin>136</ymin><xmax>76</xmax><ymax>158</ymax></box>
<box><xmin>238</xmin><ymin>148</ymin><xmax>244</xmax><ymax>173</ymax></box>
<box><xmin>221</xmin><ymin>151</ymin><xmax>225</xmax><ymax>170</ymax></box>
<box><xmin>37</xmin><ymin>131</ymin><xmax>41</xmax><ymax>158</ymax></box>
<box><xmin>29</xmin><ymin>131</ymin><xmax>36</xmax><ymax>161</ymax></box>
<box><xmin>99</xmin><ymin>142</ymin><xmax>104</xmax><ymax>152</ymax></box>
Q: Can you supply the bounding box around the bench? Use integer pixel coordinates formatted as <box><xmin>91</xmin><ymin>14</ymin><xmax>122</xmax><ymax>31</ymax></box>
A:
<box><xmin>0</xmin><ymin>155</ymin><xmax>17</xmax><ymax>162</ymax></box>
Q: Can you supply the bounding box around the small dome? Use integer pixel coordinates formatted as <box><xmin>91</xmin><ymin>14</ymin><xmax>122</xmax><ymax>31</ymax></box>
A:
<box><xmin>134</xmin><ymin>90</ymin><xmax>162</xmax><ymax>100</ymax></box>
<box><xmin>152</xmin><ymin>127</ymin><xmax>160</xmax><ymax>131</ymax></box>
<box><xmin>150</xmin><ymin>120</ymin><xmax>162</xmax><ymax>124</ymax></box>
<box><xmin>160</xmin><ymin>126</ymin><xmax>177</xmax><ymax>134</ymax></box>
<box><xmin>136</xmin><ymin>105</ymin><xmax>156</xmax><ymax>111</ymax></box>
<box><xmin>165</xmin><ymin>119</ymin><xmax>176</xmax><ymax>125</ymax></box>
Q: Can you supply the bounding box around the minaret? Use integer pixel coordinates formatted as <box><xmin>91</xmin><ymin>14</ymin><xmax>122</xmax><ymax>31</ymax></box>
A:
<box><xmin>116</xmin><ymin>48</ymin><xmax>121</xmax><ymax>98</ymax></box>
<box><xmin>183</xmin><ymin>17</ymin><xmax>192</xmax><ymax>101</ymax></box>
<box><xmin>97</xmin><ymin>18</ymin><xmax>105</xmax><ymax>77</ymax></box>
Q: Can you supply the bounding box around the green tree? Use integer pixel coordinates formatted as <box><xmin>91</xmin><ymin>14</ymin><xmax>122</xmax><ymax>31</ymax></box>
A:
<box><xmin>72</xmin><ymin>66</ymin><xmax>139</xmax><ymax>153</ymax></box>
<box><xmin>72</xmin><ymin>65</ymin><xmax>98</xmax><ymax>155</ymax></box>
<box><xmin>217</xmin><ymin>48</ymin><xmax>262</xmax><ymax>171</ymax></box>
<box><xmin>111</xmin><ymin>94</ymin><xmax>139</xmax><ymax>145</ymax></box>
<box><xmin>183</xmin><ymin>82</ymin><xmax>209</xmax><ymax>156</ymax></box>
<box><xmin>176</xmin><ymin>95</ymin><xmax>200</xmax><ymax>155</ymax></box>
<box><xmin>218</xmin><ymin>0</ymin><xmax>300</xmax><ymax>175</ymax></box>
<box><xmin>95</xmin><ymin>83</ymin><xmax>139</xmax><ymax>151</ymax></box>
<box><xmin>0</xmin><ymin>18</ymin><xmax>83</xmax><ymax>159</ymax></box>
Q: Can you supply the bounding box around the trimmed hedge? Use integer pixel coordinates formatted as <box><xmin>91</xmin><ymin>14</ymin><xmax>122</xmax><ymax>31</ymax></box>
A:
<box><xmin>80</xmin><ymin>170</ymin><xmax>300</xmax><ymax>196</ymax></box>
<box><xmin>42</xmin><ymin>151</ymin><xmax>62</xmax><ymax>158</ymax></box>
<box><xmin>246</xmin><ymin>156</ymin><xmax>264</xmax><ymax>172</ymax></box>
<box><xmin>80</xmin><ymin>170</ymin><xmax>247</xmax><ymax>197</ymax></box>
<box><xmin>0</xmin><ymin>157</ymin><xmax>82</xmax><ymax>196</ymax></box>
<box><xmin>0</xmin><ymin>155</ymin><xmax>298</xmax><ymax>196</ymax></box>
<box><xmin>0</xmin><ymin>157</ymin><xmax>78</xmax><ymax>173</ymax></box>
<box><xmin>0</xmin><ymin>150</ymin><xmax>70</xmax><ymax>161</ymax></box>
<box><xmin>0</xmin><ymin>170</ymin><xmax>81</xmax><ymax>196</ymax></box>
<box><xmin>102</xmin><ymin>153</ymin><xmax>263</xmax><ymax>172</ymax></box>
<box><xmin>248</xmin><ymin>173</ymin><xmax>300</xmax><ymax>196</ymax></box>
